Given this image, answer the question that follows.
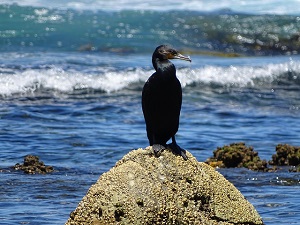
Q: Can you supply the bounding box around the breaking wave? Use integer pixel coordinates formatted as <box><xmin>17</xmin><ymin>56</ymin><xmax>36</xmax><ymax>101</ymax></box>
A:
<box><xmin>1</xmin><ymin>60</ymin><xmax>299</xmax><ymax>96</ymax></box>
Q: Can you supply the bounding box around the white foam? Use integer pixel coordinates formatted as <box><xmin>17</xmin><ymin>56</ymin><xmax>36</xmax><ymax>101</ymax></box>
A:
<box><xmin>178</xmin><ymin>60</ymin><xmax>299</xmax><ymax>88</ymax></box>
<box><xmin>0</xmin><ymin>67</ymin><xmax>148</xmax><ymax>96</ymax></box>
<box><xmin>1</xmin><ymin>59</ymin><xmax>299</xmax><ymax>96</ymax></box>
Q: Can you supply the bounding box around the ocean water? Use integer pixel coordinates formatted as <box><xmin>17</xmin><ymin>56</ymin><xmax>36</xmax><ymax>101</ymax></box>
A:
<box><xmin>0</xmin><ymin>1</ymin><xmax>300</xmax><ymax>225</ymax></box>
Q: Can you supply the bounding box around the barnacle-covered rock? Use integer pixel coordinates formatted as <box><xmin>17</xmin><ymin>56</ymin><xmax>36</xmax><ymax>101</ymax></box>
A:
<box><xmin>65</xmin><ymin>147</ymin><xmax>263</xmax><ymax>225</ymax></box>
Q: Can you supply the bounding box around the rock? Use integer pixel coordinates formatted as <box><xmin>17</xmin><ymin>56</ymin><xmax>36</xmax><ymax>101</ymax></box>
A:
<box><xmin>65</xmin><ymin>147</ymin><xmax>264</xmax><ymax>225</ymax></box>
<box><xmin>13</xmin><ymin>155</ymin><xmax>54</xmax><ymax>174</ymax></box>
<box><xmin>78</xmin><ymin>44</ymin><xmax>95</xmax><ymax>52</ymax></box>
<box><xmin>206</xmin><ymin>142</ymin><xmax>269</xmax><ymax>171</ymax></box>
<box><xmin>269</xmin><ymin>144</ymin><xmax>300</xmax><ymax>166</ymax></box>
<box><xmin>289</xmin><ymin>165</ymin><xmax>300</xmax><ymax>172</ymax></box>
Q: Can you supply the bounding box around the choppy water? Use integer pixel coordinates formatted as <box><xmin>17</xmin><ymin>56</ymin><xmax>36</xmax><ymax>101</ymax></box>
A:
<box><xmin>0</xmin><ymin>1</ymin><xmax>300</xmax><ymax>225</ymax></box>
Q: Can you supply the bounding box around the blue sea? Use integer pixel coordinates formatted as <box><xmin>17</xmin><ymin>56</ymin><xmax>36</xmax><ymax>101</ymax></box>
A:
<box><xmin>0</xmin><ymin>0</ymin><xmax>300</xmax><ymax>224</ymax></box>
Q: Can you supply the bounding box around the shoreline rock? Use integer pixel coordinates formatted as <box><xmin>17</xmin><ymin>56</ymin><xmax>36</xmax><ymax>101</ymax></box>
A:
<box><xmin>65</xmin><ymin>147</ymin><xmax>264</xmax><ymax>225</ymax></box>
<box><xmin>269</xmin><ymin>144</ymin><xmax>300</xmax><ymax>166</ymax></box>
<box><xmin>13</xmin><ymin>155</ymin><xmax>54</xmax><ymax>174</ymax></box>
<box><xmin>206</xmin><ymin>142</ymin><xmax>270</xmax><ymax>171</ymax></box>
<box><xmin>206</xmin><ymin>143</ymin><xmax>300</xmax><ymax>172</ymax></box>
<box><xmin>269</xmin><ymin>144</ymin><xmax>300</xmax><ymax>172</ymax></box>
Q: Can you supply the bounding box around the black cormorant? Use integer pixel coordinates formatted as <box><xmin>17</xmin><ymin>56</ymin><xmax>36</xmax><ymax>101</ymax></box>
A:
<box><xmin>142</xmin><ymin>45</ymin><xmax>191</xmax><ymax>160</ymax></box>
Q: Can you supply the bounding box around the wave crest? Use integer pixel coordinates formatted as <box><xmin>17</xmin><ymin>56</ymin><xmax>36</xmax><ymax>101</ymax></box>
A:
<box><xmin>180</xmin><ymin>62</ymin><xmax>298</xmax><ymax>88</ymax></box>
<box><xmin>1</xmin><ymin>60</ymin><xmax>300</xmax><ymax>97</ymax></box>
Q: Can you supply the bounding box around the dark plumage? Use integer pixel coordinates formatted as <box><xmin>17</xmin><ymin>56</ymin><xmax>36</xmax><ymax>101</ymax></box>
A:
<box><xmin>142</xmin><ymin>45</ymin><xmax>191</xmax><ymax>160</ymax></box>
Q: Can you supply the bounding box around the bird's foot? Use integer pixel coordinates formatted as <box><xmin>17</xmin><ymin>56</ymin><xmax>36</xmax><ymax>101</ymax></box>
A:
<box><xmin>167</xmin><ymin>142</ymin><xmax>188</xmax><ymax>160</ymax></box>
<box><xmin>152</xmin><ymin>144</ymin><xmax>167</xmax><ymax>157</ymax></box>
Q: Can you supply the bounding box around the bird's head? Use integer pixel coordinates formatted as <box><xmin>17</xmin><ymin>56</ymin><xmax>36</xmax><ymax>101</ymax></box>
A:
<box><xmin>153</xmin><ymin>45</ymin><xmax>191</xmax><ymax>62</ymax></box>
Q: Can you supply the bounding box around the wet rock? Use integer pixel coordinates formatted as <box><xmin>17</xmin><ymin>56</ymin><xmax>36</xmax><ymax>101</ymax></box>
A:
<box><xmin>99</xmin><ymin>46</ymin><xmax>136</xmax><ymax>54</ymax></box>
<box><xmin>206</xmin><ymin>142</ymin><xmax>269</xmax><ymax>171</ymax></box>
<box><xmin>269</xmin><ymin>144</ymin><xmax>300</xmax><ymax>166</ymax></box>
<box><xmin>65</xmin><ymin>147</ymin><xmax>264</xmax><ymax>225</ymax></box>
<box><xmin>232</xmin><ymin>34</ymin><xmax>300</xmax><ymax>55</ymax></box>
<box><xmin>289</xmin><ymin>165</ymin><xmax>300</xmax><ymax>172</ymax></box>
<box><xmin>78</xmin><ymin>43</ymin><xmax>95</xmax><ymax>52</ymax></box>
<box><xmin>13</xmin><ymin>155</ymin><xmax>54</xmax><ymax>174</ymax></box>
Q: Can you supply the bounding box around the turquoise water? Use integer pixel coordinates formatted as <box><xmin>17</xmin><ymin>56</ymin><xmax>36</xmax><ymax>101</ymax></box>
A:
<box><xmin>0</xmin><ymin>2</ymin><xmax>300</xmax><ymax>224</ymax></box>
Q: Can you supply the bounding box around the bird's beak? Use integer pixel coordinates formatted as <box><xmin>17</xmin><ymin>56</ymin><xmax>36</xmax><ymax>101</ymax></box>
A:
<box><xmin>172</xmin><ymin>53</ymin><xmax>192</xmax><ymax>62</ymax></box>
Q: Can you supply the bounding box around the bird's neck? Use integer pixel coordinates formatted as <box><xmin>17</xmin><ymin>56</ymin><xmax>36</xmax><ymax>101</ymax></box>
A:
<box><xmin>153</xmin><ymin>58</ymin><xmax>176</xmax><ymax>79</ymax></box>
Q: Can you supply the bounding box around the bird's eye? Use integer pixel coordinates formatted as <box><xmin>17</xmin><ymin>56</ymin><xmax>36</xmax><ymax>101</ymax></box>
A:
<box><xmin>159</xmin><ymin>49</ymin><xmax>166</xmax><ymax>55</ymax></box>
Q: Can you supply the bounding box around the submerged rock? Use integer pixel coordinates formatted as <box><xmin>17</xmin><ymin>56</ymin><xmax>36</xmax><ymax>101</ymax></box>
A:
<box><xmin>65</xmin><ymin>147</ymin><xmax>263</xmax><ymax>225</ymax></box>
<box><xmin>206</xmin><ymin>142</ymin><xmax>269</xmax><ymax>171</ymax></box>
<box><xmin>13</xmin><ymin>155</ymin><xmax>54</xmax><ymax>174</ymax></box>
<box><xmin>269</xmin><ymin>144</ymin><xmax>300</xmax><ymax>167</ymax></box>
